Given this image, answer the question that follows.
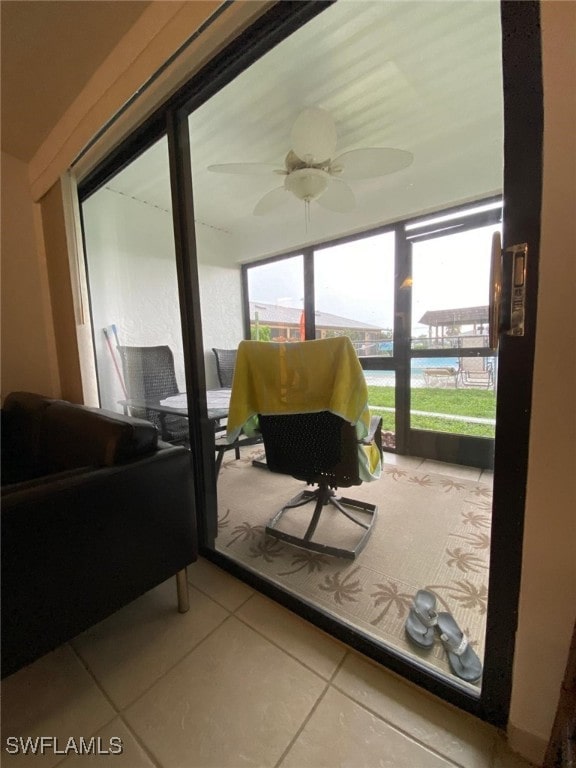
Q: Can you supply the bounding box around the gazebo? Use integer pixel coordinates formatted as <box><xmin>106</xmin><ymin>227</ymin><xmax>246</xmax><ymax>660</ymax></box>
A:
<box><xmin>418</xmin><ymin>305</ymin><xmax>489</xmax><ymax>342</ymax></box>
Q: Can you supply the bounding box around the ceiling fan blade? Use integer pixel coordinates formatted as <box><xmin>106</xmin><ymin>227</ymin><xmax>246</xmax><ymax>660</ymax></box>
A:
<box><xmin>334</xmin><ymin>148</ymin><xmax>414</xmax><ymax>180</ymax></box>
<box><xmin>253</xmin><ymin>187</ymin><xmax>289</xmax><ymax>216</ymax></box>
<box><xmin>316</xmin><ymin>179</ymin><xmax>356</xmax><ymax>213</ymax></box>
<box><xmin>208</xmin><ymin>163</ymin><xmax>279</xmax><ymax>175</ymax></box>
<box><xmin>290</xmin><ymin>107</ymin><xmax>337</xmax><ymax>164</ymax></box>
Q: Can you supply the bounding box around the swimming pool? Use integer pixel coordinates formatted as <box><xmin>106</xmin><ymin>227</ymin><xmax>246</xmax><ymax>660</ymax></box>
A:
<box><xmin>364</xmin><ymin>358</ymin><xmax>460</xmax><ymax>387</ymax></box>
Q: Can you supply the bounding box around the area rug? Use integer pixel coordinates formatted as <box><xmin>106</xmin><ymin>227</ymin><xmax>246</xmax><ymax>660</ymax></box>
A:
<box><xmin>215</xmin><ymin>448</ymin><xmax>492</xmax><ymax>688</ymax></box>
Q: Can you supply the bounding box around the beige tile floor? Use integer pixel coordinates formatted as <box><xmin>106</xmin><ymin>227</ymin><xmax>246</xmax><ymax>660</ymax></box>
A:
<box><xmin>1</xmin><ymin>558</ymin><xmax>534</xmax><ymax>768</ymax></box>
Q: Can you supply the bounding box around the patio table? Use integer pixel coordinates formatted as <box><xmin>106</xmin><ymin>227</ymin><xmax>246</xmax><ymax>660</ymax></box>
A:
<box><xmin>120</xmin><ymin>389</ymin><xmax>264</xmax><ymax>474</ymax></box>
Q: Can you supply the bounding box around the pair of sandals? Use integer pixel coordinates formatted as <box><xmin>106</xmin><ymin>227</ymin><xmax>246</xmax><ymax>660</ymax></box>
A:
<box><xmin>405</xmin><ymin>589</ymin><xmax>483</xmax><ymax>684</ymax></box>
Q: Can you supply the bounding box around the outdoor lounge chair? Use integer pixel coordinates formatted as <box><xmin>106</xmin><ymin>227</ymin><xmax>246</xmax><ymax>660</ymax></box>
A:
<box><xmin>458</xmin><ymin>356</ymin><xmax>494</xmax><ymax>388</ymax></box>
<box><xmin>423</xmin><ymin>367</ymin><xmax>458</xmax><ymax>387</ymax></box>
<box><xmin>226</xmin><ymin>337</ymin><xmax>383</xmax><ymax>559</ymax></box>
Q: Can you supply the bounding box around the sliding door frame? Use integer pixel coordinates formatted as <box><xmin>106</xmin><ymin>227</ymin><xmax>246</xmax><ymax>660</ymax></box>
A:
<box><xmin>77</xmin><ymin>0</ymin><xmax>543</xmax><ymax>729</ymax></box>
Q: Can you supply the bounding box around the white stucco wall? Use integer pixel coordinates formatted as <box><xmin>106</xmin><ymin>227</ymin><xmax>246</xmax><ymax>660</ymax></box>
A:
<box><xmin>82</xmin><ymin>186</ymin><xmax>244</xmax><ymax>407</ymax></box>
<box><xmin>82</xmin><ymin>187</ymin><xmax>183</xmax><ymax>411</ymax></box>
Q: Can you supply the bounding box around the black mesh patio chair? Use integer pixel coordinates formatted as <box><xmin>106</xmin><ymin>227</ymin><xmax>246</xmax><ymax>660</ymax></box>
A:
<box><xmin>117</xmin><ymin>345</ymin><xmax>189</xmax><ymax>445</ymax></box>
<box><xmin>259</xmin><ymin>410</ymin><xmax>382</xmax><ymax>559</ymax></box>
<box><xmin>212</xmin><ymin>347</ymin><xmax>264</xmax><ymax>473</ymax></box>
<box><xmin>212</xmin><ymin>348</ymin><xmax>237</xmax><ymax>435</ymax></box>
<box><xmin>212</xmin><ymin>348</ymin><xmax>237</xmax><ymax>389</ymax></box>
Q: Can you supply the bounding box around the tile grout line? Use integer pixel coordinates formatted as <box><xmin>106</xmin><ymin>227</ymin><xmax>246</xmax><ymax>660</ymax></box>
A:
<box><xmin>110</xmin><ymin>601</ymin><xmax>342</xmax><ymax>768</ymax></box>
<box><xmin>117</xmin><ymin>712</ymin><xmax>164</xmax><ymax>768</ymax></box>
<box><xmin>65</xmin><ymin>610</ymin><xmax>239</xmax><ymax>767</ymax></box>
<box><xmin>232</xmin><ymin>610</ymin><xmax>347</xmax><ymax>684</ymax></box>
<box><xmin>329</xmin><ymin>674</ymin><xmax>490</xmax><ymax>768</ymax></box>
<box><xmin>69</xmin><ymin>596</ymin><xmax>232</xmax><ymax>713</ymax></box>
<box><xmin>75</xmin><ymin>601</ymin><xmax>336</xmax><ymax>768</ymax></box>
<box><xmin>68</xmin><ymin>641</ymin><xmax>122</xmax><ymax>713</ymax></box>
<box><xmin>273</xmin><ymin>685</ymin><xmax>331</xmax><ymax>768</ymax></box>
<box><xmin>115</xmin><ymin>612</ymin><xmax>234</xmax><ymax>713</ymax></box>
<box><xmin>187</xmin><ymin>570</ymin><xmax>255</xmax><ymax>613</ymax></box>
<box><xmin>49</xmin><ymin>644</ymin><xmax>124</xmax><ymax>768</ymax></box>
<box><xmin>230</xmin><ymin>588</ymin><xmax>259</xmax><ymax>614</ymax></box>
<box><xmin>273</xmin><ymin>650</ymin><xmax>352</xmax><ymax>768</ymax></box>
<box><xmin>38</xmin><ymin>610</ymin><xmax>493</xmax><ymax>768</ymax></box>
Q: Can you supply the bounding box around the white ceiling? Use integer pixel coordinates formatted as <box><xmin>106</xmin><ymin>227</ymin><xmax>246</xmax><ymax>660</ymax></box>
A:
<box><xmin>105</xmin><ymin>0</ymin><xmax>504</xmax><ymax>262</ymax></box>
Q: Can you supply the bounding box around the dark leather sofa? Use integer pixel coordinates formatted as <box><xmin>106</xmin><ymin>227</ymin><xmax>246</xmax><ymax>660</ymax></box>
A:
<box><xmin>1</xmin><ymin>391</ymin><xmax>197</xmax><ymax>679</ymax></box>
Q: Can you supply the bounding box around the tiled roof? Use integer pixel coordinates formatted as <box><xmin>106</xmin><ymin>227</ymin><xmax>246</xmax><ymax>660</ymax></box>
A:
<box><xmin>249</xmin><ymin>302</ymin><xmax>382</xmax><ymax>331</ymax></box>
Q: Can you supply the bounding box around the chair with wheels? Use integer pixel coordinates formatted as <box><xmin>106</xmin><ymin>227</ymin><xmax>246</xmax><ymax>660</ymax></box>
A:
<box><xmin>226</xmin><ymin>337</ymin><xmax>383</xmax><ymax>559</ymax></box>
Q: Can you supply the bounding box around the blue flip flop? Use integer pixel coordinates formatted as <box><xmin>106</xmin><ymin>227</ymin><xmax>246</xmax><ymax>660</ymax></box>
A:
<box><xmin>405</xmin><ymin>590</ymin><xmax>438</xmax><ymax>649</ymax></box>
<box><xmin>436</xmin><ymin>612</ymin><xmax>483</xmax><ymax>683</ymax></box>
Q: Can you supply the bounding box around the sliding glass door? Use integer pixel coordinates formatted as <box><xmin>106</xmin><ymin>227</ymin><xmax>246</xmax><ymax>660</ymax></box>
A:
<box><xmin>77</xmin><ymin>0</ymin><xmax>543</xmax><ymax>730</ymax></box>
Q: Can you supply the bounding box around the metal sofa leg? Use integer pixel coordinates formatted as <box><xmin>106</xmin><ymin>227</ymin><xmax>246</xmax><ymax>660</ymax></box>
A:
<box><xmin>176</xmin><ymin>568</ymin><xmax>189</xmax><ymax>613</ymax></box>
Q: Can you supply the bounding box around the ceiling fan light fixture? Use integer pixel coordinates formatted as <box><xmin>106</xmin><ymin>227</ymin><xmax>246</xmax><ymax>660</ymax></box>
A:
<box><xmin>284</xmin><ymin>168</ymin><xmax>329</xmax><ymax>202</ymax></box>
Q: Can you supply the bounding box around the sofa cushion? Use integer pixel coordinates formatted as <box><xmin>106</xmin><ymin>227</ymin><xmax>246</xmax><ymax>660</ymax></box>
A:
<box><xmin>37</xmin><ymin>403</ymin><xmax>159</xmax><ymax>474</ymax></box>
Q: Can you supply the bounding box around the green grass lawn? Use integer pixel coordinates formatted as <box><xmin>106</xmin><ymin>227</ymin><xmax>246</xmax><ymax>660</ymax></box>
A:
<box><xmin>367</xmin><ymin>385</ymin><xmax>496</xmax><ymax>438</ymax></box>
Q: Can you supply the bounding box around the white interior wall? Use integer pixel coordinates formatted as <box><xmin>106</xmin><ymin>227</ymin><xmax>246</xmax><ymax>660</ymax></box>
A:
<box><xmin>82</xmin><ymin>188</ymin><xmax>244</xmax><ymax>407</ymax></box>
<box><xmin>82</xmin><ymin>188</ymin><xmax>184</xmax><ymax>411</ymax></box>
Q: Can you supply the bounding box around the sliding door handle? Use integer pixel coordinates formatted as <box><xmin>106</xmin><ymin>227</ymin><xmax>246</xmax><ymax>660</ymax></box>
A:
<box><xmin>489</xmin><ymin>231</ymin><xmax>503</xmax><ymax>349</ymax></box>
<box><xmin>505</xmin><ymin>242</ymin><xmax>528</xmax><ymax>337</ymax></box>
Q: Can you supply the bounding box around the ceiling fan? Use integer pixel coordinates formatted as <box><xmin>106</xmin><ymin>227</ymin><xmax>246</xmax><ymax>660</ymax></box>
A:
<box><xmin>207</xmin><ymin>107</ymin><xmax>414</xmax><ymax>217</ymax></box>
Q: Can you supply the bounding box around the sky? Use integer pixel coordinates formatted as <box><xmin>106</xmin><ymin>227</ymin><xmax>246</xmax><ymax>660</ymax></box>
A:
<box><xmin>247</xmin><ymin>225</ymin><xmax>496</xmax><ymax>332</ymax></box>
